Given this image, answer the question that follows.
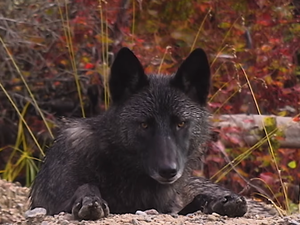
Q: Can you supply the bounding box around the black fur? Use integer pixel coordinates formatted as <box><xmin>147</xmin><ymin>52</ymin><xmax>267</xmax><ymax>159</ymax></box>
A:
<box><xmin>29</xmin><ymin>47</ymin><xmax>247</xmax><ymax>220</ymax></box>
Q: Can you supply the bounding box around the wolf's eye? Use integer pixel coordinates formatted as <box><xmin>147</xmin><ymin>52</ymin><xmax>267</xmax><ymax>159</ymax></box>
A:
<box><xmin>140</xmin><ymin>122</ymin><xmax>148</xmax><ymax>129</ymax></box>
<box><xmin>177</xmin><ymin>121</ymin><xmax>185</xmax><ymax>128</ymax></box>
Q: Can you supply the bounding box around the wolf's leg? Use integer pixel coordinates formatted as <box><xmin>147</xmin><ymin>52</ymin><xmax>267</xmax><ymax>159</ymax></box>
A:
<box><xmin>179</xmin><ymin>177</ymin><xmax>247</xmax><ymax>217</ymax></box>
<box><xmin>65</xmin><ymin>184</ymin><xmax>109</xmax><ymax>220</ymax></box>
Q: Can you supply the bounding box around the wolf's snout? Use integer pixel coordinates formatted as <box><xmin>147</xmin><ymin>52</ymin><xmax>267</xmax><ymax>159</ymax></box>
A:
<box><xmin>158</xmin><ymin>163</ymin><xmax>178</xmax><ymax>179</ymax></box>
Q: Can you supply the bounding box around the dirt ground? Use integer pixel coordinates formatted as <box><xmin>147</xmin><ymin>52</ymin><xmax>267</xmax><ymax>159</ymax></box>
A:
<box><xmin>0</xmin><ymin>179</ymin><xmax>300</xmax><ymax>225</ymax></box>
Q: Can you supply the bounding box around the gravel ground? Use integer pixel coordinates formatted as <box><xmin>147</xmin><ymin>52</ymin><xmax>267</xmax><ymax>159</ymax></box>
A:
<box><xmin>1</xmin><ymin>179</ymin><xmax>300</xmax><ymax>225</ymax></box>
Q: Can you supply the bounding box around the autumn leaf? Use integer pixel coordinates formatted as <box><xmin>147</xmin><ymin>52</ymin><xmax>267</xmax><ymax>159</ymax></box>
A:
<box><xmin>287</xmin><ymin>161</ymin><xmax>297</xmax><ymax>169</ymax></box>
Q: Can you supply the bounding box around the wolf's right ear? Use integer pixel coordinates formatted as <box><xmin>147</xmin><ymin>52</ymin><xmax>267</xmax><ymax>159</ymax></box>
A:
<box><xmin>171</xmin><ymin>48</ymin><xmax>211</xmax><ymax>105</ymax></box>
<box><xmin>109</xmin><ymin>47</ymin><xmax>148</xmax><ymax>103</ymax></box>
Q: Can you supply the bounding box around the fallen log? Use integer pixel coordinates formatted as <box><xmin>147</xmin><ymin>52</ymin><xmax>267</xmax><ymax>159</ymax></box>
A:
<box><xmin>212</xmin><ymin>114</ymin><xmax>300</xmax><ymax>148</ymax></box>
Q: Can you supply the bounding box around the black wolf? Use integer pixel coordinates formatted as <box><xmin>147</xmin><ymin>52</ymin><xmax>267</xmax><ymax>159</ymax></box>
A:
<box><xmin>29</xmin><ymin>47</ymin><xmax>247</xmax><ymax>220</ymax></box>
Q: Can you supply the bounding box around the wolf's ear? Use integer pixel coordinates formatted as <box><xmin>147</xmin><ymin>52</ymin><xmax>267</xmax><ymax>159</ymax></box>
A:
<box><xmin>171</xmin><ymin>48</ymin><xmax>211</xmax><ymax>105</ymax></box>
<box><xmin>109</xmin><ymin>47</ymin><xmax>148</xmax><ymax>103</ymax></box>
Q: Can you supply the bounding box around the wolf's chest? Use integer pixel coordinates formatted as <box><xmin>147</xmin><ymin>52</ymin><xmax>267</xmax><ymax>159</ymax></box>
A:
<box><xmin>99</xmin><ymin>178</ymin><xmax>180</xmax><ymax>214</ymax></box>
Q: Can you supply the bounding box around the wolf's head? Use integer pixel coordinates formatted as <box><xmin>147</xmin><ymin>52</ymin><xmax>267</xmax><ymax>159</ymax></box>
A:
<box><xmin>109</xmin><ymin>47</ymin><xmax>210</xmax><ymax>184</ymax></box>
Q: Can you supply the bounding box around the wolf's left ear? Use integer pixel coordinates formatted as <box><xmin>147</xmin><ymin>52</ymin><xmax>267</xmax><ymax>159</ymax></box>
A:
<box><xmin>171</xmin><ymin>48</ymin><xmax>211</xmax><ymax>105</ymax></box>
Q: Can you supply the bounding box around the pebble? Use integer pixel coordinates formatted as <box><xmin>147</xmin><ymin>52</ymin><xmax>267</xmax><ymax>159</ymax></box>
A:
<box><xmin>144</xmin><ymin>209</ymin><xmax>159</xmax><ymax>215</ymax></box>
<box><xmin>16</xmin><ymin>203</ymin><xmax>23</xmax><ymax>209</ymax></box>
<box><xmin>135</xmin><ymin>210</ymin><xmax>148</xmax><ymax>216</ymax></box>
<box><xmin>207</xmin><ymin>214</ymin><xmax>218</xmax><ymax>221</ymax></box>
<box><xmin>132</xmin><ymin>218</ymin><xmax>140</xmax><ymax>225</ymax></box>
<box><xmin>41</xmin><ymin>221</ymin><xmax>50</xmax><ymax>225</ymax></box>
<box><xmin>60</xmin><ymin>220</ymin><xmax>70</xmax><ymax>225</ymax></box>
<box><xmin>284</xmin><ymin>219</ymin><xmax>300</xmax><ymax>225</ymax></box>
<box><xmin>170</xmin><ymin>213</ymin><xmax>178</xmax><ymax>218</ymax></box>
<box><xmin>24</xmin><ymin>207</ymin><xmax>47</xmax><ymax>218</ymax></box>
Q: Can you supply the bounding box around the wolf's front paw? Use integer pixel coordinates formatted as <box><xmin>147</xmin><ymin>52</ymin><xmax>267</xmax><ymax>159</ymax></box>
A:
<box><xmin>210</xmin><ymin>194</ymin><xmax>247</xmax><ymax>217</ymax></box>
<box><xmin>72</xmin><ymin>195</ymin><xmax>109</xmax><ymax>220</ymax></box>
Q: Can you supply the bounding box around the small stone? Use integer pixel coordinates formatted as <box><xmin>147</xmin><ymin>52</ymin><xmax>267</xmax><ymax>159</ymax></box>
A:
<box><xmin>186</xmin><ymin>213</ymin><xmax>194</xmax><ymax>217</ymax></box>
<box><xmin>143</xmin><ymin>209</ymin><xmax>159</xmax><ymax>215</ymax></box>
<box><xmin>135</xmin><ymin>210</ymin><xmax>147</xmax><ymax>216</ymax></box>
<box><xmin>144</xmin><ymin>216</ymin><xmax>152</xmax><ymax>222</ymax></box>
<box><xmin>132</xmin><ymin>218</ymin><xmax>140</xmax><ymax>225</ymax></box>
<box><xmin>286</xmin><ymin>220</ymin><xmax>300</xmax><ymax>225</ymax></box>
<box><xmin>16</xmin><ymin>203</ymin><xmax>23</xmax><ymax>210</ymax></box>
<box><xmin>60</xmin><ymin>219</ymin><xmax>70</xmax><ymax>225</ymax></box>
<box><xmin>207</xmin><ymin>214</ymin><xmax>218</xmax><ymax>221</ymax></box>
<box><xmin>136</xmin><ymin>215</ymin><xmax>152</xmax><ymax>222</ymax></box>
<box><xmin>24</xmin><ymin>207</ymin><xmax>47</xmax><ymax>218</ymax></box>
<box><xmin>171</xmin><ymin>213</ymin><xmax>178</xmax><ymax>218</ymax></box>
<box><xmin>61</xmin><ymin>213</ymin><xmax>73</xmax><ymax>220</ymax></box>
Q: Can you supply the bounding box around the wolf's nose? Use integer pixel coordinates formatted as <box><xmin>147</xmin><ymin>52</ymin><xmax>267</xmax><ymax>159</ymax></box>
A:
<box><xmin>158</xmin><ymin>164</ymin><xmax>177</xmax><ymax>179</ymax></box>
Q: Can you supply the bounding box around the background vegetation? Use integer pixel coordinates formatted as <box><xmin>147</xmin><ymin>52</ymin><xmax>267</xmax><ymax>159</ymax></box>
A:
<box><xmin>0</xmin><ymin>0</ymin><xmax>299</xmax><ymax>214</ymax></box>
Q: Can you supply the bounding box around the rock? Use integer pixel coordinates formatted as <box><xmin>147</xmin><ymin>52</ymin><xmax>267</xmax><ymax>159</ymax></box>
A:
<box><xmin>135</xmin><ymin>210</ymin><xmax>147</xmax><ymax>216</ymax></box>
<box><xmin>207</xmin><ymin>214</ymin><xmax>218</xmax><ymax>221</ymax></box>
<box><xmin>132</xmin><ymin>218</ymin><xmax>140</xmax><ymax>225</ymax></box>
<box><xmin>41</xmin><ymin>221</ymin><xmax>50</xmax><ymax>225</ymax></box>
<box><xmin>24</xmin><ymin>207</ymin><xmax>47</xmax><ymax>218</ymax></box>
<box><xmin>144</xmin><ymin>209</ymin><xmax>159</xmax><ymax>215</ymax></box>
